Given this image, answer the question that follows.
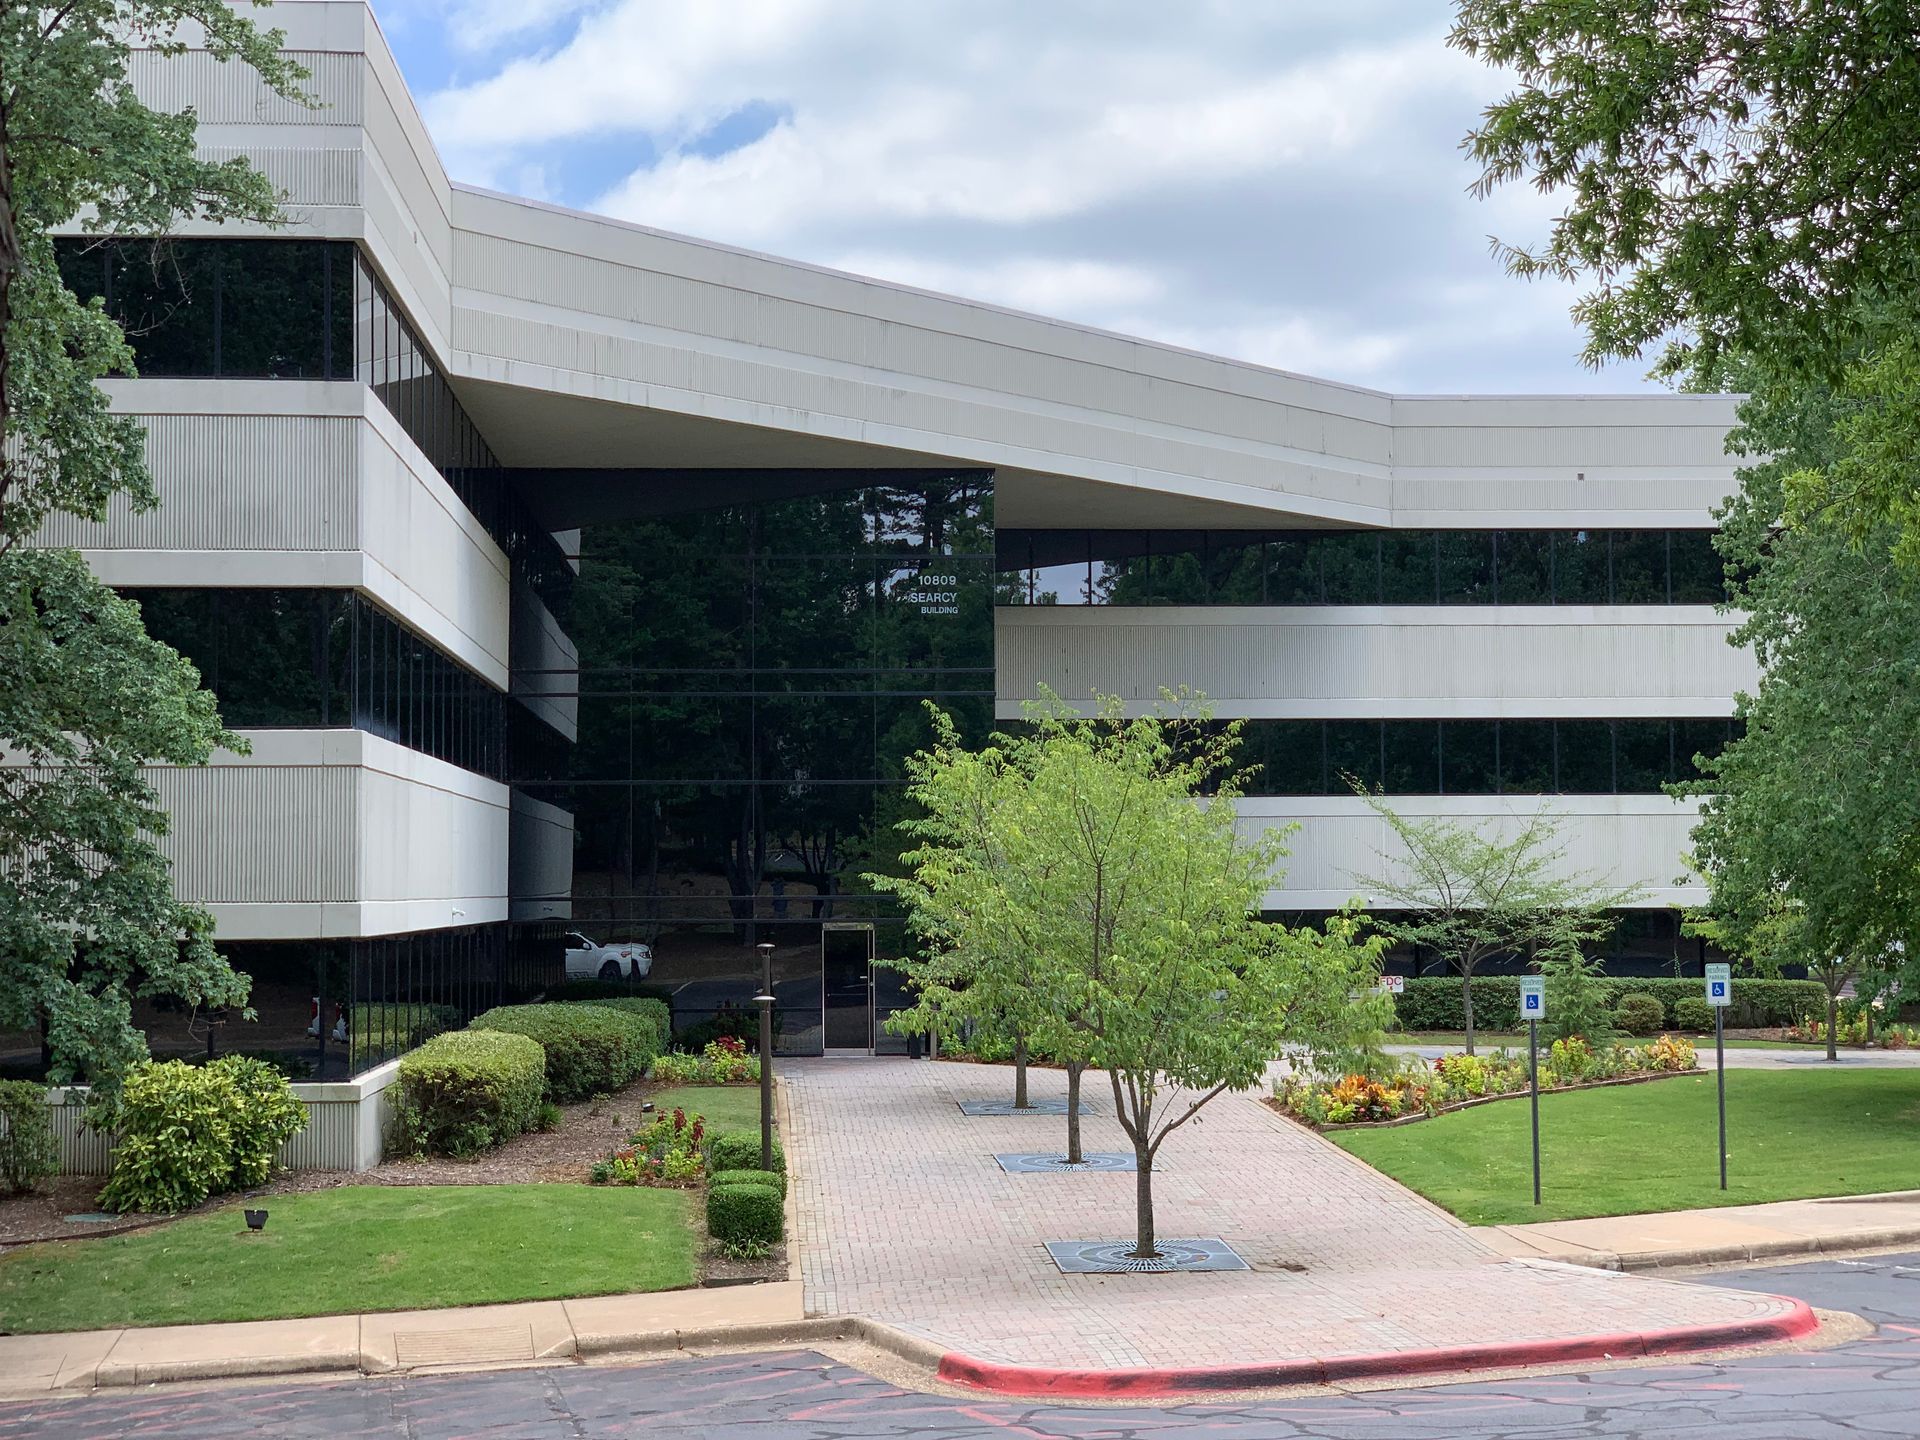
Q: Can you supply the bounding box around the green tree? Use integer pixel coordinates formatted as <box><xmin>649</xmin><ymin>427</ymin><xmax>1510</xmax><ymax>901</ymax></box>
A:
<box><xmin>1451</xmin><ymin>1</ymin><xmax>1920</xmax><ymax>561</ymax></box>
<box><xmin>1679</xmin><ymin>340</ymin><xmax>1920</xmax><ymax>1055</ymax></box>
<box><xmin>1351</xmin><ymin>794</ymin><xmax>1644</xmax><ymax>1053</ymax></box>
<box><xmin>881</xmin><ymin>689</ymin><xmax>1387</xmax><ymax>1258</ymax></box>
<box><xmin>0</xmin><ymin>3</ymin><xmax>306</xmax><ymax>1094</ymax></box>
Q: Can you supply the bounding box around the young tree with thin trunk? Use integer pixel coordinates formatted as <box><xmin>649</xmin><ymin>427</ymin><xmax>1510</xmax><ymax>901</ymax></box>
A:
<box><xmin>884</xmin><ymin>688</ymin><xmax>1388</xmax><ymax>1256</ymax></box>
<box><xmin>0</xmin><ymin>4</ymin><xmax>307</xmax><ymax>1096</ymax></box>
<box><xmin>1351</xmin><ymin>793</ymin><xmax>1645</xmax><ymax>1053</ymax></box>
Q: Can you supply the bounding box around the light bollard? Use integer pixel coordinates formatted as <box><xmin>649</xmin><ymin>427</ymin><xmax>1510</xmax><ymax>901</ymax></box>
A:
<box><xmin>755</xmin><ymin>940</ymin><xmax>775</xmax><ymax>1173</ymax></box>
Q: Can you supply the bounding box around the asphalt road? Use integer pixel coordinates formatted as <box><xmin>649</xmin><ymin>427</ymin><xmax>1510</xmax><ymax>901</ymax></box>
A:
<box><xmin>3</xmin><ymin>1254</ymin><xmax>1917</xmax><ymax>1439</ymax></box>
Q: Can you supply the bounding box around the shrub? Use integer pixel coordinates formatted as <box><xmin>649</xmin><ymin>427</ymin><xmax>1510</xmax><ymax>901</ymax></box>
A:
<box><xmin>536</xmin><ymin>1101</ymin><xmax>565</xmax><ymax>1131</ymax></box>
<box><xmin>391</xmin><ymin>1030</ymin><xmax>545</xmax><ymax>1157</ymax></box>
<box><xmin>94</xmin><ymin>1057</ymin><xmax>307</xmax><ymax>1214</ymax></box>
<box><xmin>1615</xmin><ymin>993</ymin><xmax>1666</xmax><ymax>1035</ymax></box>
<box><xmin>581</xmin><ymin>996</ymin><xmax>671</xmax><ymax>1051</ymax></box>
<box><xmin>470</xmin><ymin>1003</ymin><xmax>658</xmax><ymax>1102</ymax></box>
<box><xmin>1393</xmin><ymin>975</ymin><xmax>1827</xmax><ymax>1031</ymax></box>
<box><xmin>709</xmin><ymin>1167</ymin><xmax>785</xmax><ymax>1194</ymax></box>
<box><xmin>707</xmin><ymin>1182</ymin><xmax>783</xmax><ymax>1249</ymax></box>
<box><xmin>707</xmin><ymin>1129</ymin><xmax>784</xmax><ymax>1174</ymax></box>
<box><xmin>217</xmin><ymin>1056</ymin><xmax>309</xmax><ymax>1189</ymax></box>
<box><xmin>544</xmin><ymin>979</ymin><xmax>675</xmax><ymax>1007</ymax></box>
<box><xmin>1673</xmin><ymin>997</ymin><xmax>1716</xmax><ymax>1032</ymax></box>
<box><xmin>0</xmin><ymin>1082</ymin><xmax>58</xmax><ymax>1193</ymax></box>
<box><xmin>1547</xmin><ymin>1035</ymin><xmax>1595</xmax><ymax>1081</ymax></box>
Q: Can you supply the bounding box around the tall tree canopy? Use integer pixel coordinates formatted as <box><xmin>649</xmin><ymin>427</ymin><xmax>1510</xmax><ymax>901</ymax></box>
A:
<box><xmin>1682</xmin><ymin>344</ymin><xmax>1920</xmax><ymax>1013</ymax></box>
<box><xmin>1453</xmin><ymin>2</ymin><xmax>1920</xmax><ymax>558</ymax></box>
<box><xmin>0</xmin><ymin>3</ymin><xmax>306</xmax><ymax>1092</ymax></box>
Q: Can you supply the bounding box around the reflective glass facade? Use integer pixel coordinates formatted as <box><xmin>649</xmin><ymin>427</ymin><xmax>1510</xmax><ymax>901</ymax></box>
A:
<box><xmin>518</xmin><ymin>474</ymin><xmax>994</xmax><ymax>1054</ymax></box>
<box><xmin>1239</xmin><ymin>717</ymin><xmax>1739</xmax><ymax>795</ymax></box>
<box><xmin>998</xmin><ymin>528</ymin><xmax>1727</xmax><ymax>605</ymax></box>
<box><xmin>55</xmin><ymin>237</ymin><xmax>572</xmax><ymax>618</ymax></box>
<box><xmin>126</xmin><ymin>588</ymin><xmax>507</xmax><ymax>780</ymax></box>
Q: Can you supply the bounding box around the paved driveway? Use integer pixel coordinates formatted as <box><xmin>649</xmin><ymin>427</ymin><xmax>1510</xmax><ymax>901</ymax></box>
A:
<box><xmin>782</xmin><ymin>1057</ymin><xmax>1804</xmax><ymax>1371</ymax></box>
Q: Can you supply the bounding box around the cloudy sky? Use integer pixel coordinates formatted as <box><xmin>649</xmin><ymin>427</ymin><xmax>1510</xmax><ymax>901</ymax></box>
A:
<box><xmin>371</xmin><ymin>1</ymin><xmax>1654</xmax><ymax>396</ymax></box>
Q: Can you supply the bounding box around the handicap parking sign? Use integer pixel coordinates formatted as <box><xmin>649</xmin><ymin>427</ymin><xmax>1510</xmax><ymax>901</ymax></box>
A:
<box><xmin>1705</xmin><ymin>962</ymin><xmax>1732</xmax><ymax>1008</ymax></box>
<box><xmin>1520</xmin><ymin>976</ymin><xmax>1547</xmax><ymax>1021</ymax></box>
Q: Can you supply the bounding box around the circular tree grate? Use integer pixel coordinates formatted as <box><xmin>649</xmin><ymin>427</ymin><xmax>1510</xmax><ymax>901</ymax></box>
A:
<box><xmin>994</xmin><ymin>1151</ymin><xmax>1137</xmax><ymax>1174</ymax></box>
<box><xmin>1045</xmin><ymin>1237</ymin><xmax>1249</xmax><ymax>1274</ymax></box>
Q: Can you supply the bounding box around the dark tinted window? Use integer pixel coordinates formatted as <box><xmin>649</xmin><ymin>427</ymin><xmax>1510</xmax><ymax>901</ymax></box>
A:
<box><xmin>995</xmin><ymin>530</ymin><xmax>1724</xmax><ymax>606</ymax></box>
<box><xmin>1382</xmin><ymin>721</ymin><xmax>1439</xmax><ymax>792</ymax></box>
<box><xmin>1615</xmin><ymin>720</ymin><xmax>1673</xmax><ymax>790</ymax></box>
<box><xmin>1557</xmin><ymin>720</ymin><xmax>1615</xmax><ymax>792</ymax></box>
<box><xmin>1327</xmin><ymin>721</ymin><xmax>1382</xmax><ymax>791</ymax></box>
<box><xmin>1439</xmin><ymin>720</ymin><xmax>1498</xmax><ymax>793</ymax></box>
<box><xmin>1499</xmin><ymin>720</ymin><xmax>1556</xmax><ymax>792</ymax></box>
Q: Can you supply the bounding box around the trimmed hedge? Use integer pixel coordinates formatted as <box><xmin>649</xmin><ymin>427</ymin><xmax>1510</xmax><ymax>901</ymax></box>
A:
<box><xmin>580</xmin><ymin>996</ymin><xmax>671</xmax><ymax>1052</ymax></box>
<box><xmin>709</xmin><ymin>1167</ymin><xmax>785</xmax><ymax>1194</ymax></box>
<box><xmin>392</xmin><ymin>1030</ymin><xmax>546</xmax><ymax>1157</ymax></box>
<box><xmin>707</xmin><ymin>1182</ymin><xmax>783</xmax><ymax>1249</ymax></box>
<box><xmin>1673</xmin><ymin>996</ymin><xmax>1716</xmax><ymax>1032</ymax></box>
<box><xmin>1614</xmin><ymin>992</ymin><xmax>1667</xmax><ymax>1035</ymax></box>
<box><xmin>470</xmin><ymin>1003</ymin><xmax>660</xmax><ymax>1103</ymax></box>
<box><xmin>544</xmin><ymin>979</ymin><xmax>675</xmax><ymax>1008</ymax></box>
<box><xmin>1392</xmin><ymin>975</ymin><xmax>1827</xmax><ymax>1031</ymax></box>
<box><xmin>707</xmin><ymin>1130</ymin><xmax>784</xmax><ymax>1174</ymax></box>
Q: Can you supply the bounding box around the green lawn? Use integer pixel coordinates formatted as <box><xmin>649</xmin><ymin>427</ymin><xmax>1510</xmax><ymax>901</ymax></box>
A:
<box><xmin>649</xmin><ymin>1084</ymin><xmax>765</xmax><ymax>1134</ymax></box>
<box><xmin>0</xmin><ymin>1184</ymin><xmax>696</xmax><ymax>1335</ymax></box>
<box><xmin>1331</xmin><ymin>1068</ymin><xmax>1920</xmax><ymax>1226</ymax></box>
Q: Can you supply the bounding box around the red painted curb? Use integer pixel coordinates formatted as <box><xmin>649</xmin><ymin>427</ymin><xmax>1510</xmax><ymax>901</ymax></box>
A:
<box><xmin>933</xmin><ymin>1296</ymin><xmax>1820</xmax><ymax>1397</ymax></box>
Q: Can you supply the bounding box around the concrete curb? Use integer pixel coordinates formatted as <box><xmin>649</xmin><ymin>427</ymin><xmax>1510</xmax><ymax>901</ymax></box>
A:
<box><xmin>1610</xmin><ymin>1225</ymin><xmax>1920</xmax><ymax>1273</ymax></box>
<box><xmin>93</xmin><ymin>1350</ymin><xmax>363</xmax><ymax>1389</ymax></box>
<box><xmin>931</xmin><ymin>1298</ymin><xmax>1822</xmax><ymax>1397</ymax></box>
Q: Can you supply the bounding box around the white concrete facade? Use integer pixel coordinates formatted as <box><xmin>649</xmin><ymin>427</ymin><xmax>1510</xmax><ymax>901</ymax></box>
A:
<box><xmin>32</xmin><ymin>0</ymin><xmax>1750</xmax><ymax>941</ymax></box>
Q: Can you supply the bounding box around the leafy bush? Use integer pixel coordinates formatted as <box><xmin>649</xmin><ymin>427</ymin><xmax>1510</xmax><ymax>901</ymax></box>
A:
<box><xmin>1615</xmin><ymin>993</ymin><xmax>1667</xmax><ymax>1035</ymax></box>
<box><xmin>470</xmin><ymin>1003</ymin><xmax>659</xmax><ymax>1102</ymax></box>
<box><xmin>1547</xmin><ymin>1035</ymin><xmax>1595</xmax><ymax>1081</ymax></box>
<box><xmin>649</xmin><ymin>1052</ymin><xmax>704</xmax><ymax>1083</ymax></box>
<box><xmin>707</xmin><ymin>1129</ymin><xmax>784</xmax><ymax>1174</ymax></box>
<box><xmin>1673</xmin><ymin>997</ymin><xmax>1716</xmax><ymax>1032</ymax></box>
<box><xmin>580</xmin><ymin>996</ymin><xmax>671</xmax><ymax>1051</ymax></box>
<box><xmin>391</xmin><ymin>1030</ymin><xmax>545</xmax><ymax>1157</ymax></box>
<box><xmin>648</xmin><ymin>1038</ymin><xmax>761</xmax><ymax>1085</ymax></box>
<box><xmin>1634</xmin><ymin>1034</ymin><xmax>1699</xmax><ymax>1071</ymax></box>
<box><xmin>0</xmin><ymin>1081</ymin><xmax>58</xmax><ymax>1193</ymax></box>
<box><xmin>544</xmin><ymin>978</ymin><xmax>675</xmax><ymax>1006</ymax></box>
<box><xmin>218</xmin><ymin>1056</ymin><xmax>310</xmax><ymax>1189</ymax></box>
<box><xmin>709</xmin><ymin>1167</ymin><xmax>785</xmax><ymax>1194</ymax></box>
<box><xmin>676</xmin><ymin>1002</ymin><xmax>780</xmax><ymax>1053</ymax></box>
<box><xmin>536</xmin><ymin>1101</ymin><xmax>565</xmax><ymax>1131</ymax></box>
<box><xmin>707</xmin><ymin>1181</ymin><xmax>783</xmax><ymax>1249</ymax></box>
<box><xmin>1539</xmin><ymin>949</ymin><xmax>1616</xmax><ymax>1043</ymax></box>
<box><xmin>94</xmin><ymin>1057</ymin><xmax>308</xmax><ymax>1214</ymax></box>
<box><xmin>1393</xmin><ymin>975</ymin><xmax>1826</xmax><ymax>1031</ymax></box>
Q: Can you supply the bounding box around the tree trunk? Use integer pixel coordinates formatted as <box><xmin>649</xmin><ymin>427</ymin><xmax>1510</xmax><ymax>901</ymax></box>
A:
<box><xmin>1064</xmin><ymin>1061</ymin><xmax>1084</xmax><ymax>1163</ymax></box>
<box><xmin>1012</xmin><ymin>1034</ymin><xmax>1031</xmax><ymax>1108</ymax></box>
<box><xmin>1827</xmin><ymin>993</ymin><xmax>1839</xmax><ymax>1062</ymax></box>
<box><xmin>1131</xmin><ymin>1142</ymin><xmax>1157</xmax><ymax>1259</ymax></box>
<box><xmin>1462</xmin><ymin>973</ymin><xmax>1477</xmax><ymax>1056</ymax></box>
<box><xmin>0</xmin><ymin>93</ymin><xmax>20</xmax><ymax>538</ymax></box>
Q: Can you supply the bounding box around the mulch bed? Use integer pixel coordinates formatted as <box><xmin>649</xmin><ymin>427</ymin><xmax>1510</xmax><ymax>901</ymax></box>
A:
<box><xmin>0</xmin><ymin>1079</ymin><xmax>787</xmax><ymax>1285</ymax></box>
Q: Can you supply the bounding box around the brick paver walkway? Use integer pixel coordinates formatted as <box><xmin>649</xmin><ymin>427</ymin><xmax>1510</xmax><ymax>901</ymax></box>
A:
<box><xmin>783</xmin><ymin>1057</ymin><xmax>1806</xmax><ymax>1370</ymax></box>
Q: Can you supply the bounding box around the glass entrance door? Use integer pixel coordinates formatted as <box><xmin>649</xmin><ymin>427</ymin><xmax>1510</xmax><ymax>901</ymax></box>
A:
<box><xmin>821</xmin><ymin>924</ymin><xmax>874</xmax><ymax>1050</ymax></box>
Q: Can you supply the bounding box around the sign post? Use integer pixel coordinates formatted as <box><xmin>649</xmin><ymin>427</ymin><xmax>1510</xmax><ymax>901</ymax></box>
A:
<box><xmin>1706</xmin><ymin>962</ymin><xmax>1732</xmax><ymax>1190</ymax></box>
<box><xmin>1520</xmin><ymin>976</ymin><xmax>1547</xmax><ymax>1206</ymax></box>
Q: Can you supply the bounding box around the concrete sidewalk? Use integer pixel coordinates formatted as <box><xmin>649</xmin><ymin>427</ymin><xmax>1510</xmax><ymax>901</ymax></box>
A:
<box><xmin>1484</xmin><ymin>1191</ymin><xmax>1920</xmax><ymax>1271</ymax></box>
<box><xmin>0</xmin><ymin>1281</ymin><xmax>808</xmax><ymax>1397</ymax></box>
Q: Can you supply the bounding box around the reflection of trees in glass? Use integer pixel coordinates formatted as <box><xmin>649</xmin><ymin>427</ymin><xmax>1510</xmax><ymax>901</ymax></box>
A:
<box><xmin>566</xmin><ymin>477</ymin><xmax>994</xmax><ymax>939</ymax></box>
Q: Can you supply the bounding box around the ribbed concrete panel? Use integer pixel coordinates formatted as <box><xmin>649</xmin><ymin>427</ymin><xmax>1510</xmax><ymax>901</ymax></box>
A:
<box><xmin>201</xmin><ymin>146</ymin><xmax>362</xmax><ymax>207</ymax></box>
<box><xmin>995</xmin><ymin>607</ymin><xmax>1756</xmax><ymax>717</ymax></box>
<box><xmin>1241</xmin><ymin>795</ymin><xmax>1705</xmax><ymax>909</ymax></box>
<box><xmin>128</xmin><ymin>49</ymin><xmax>364</xmax><ymax>125</ymax></box>
<box><xmin>32</xmin><ymin>414</ymin><xmax>357</xmax><ymax>552</ymax></box>
<box><xmin>147</xmin><ymin>764</ymin><xmax>358</xmax><ymax>905</ymax></box>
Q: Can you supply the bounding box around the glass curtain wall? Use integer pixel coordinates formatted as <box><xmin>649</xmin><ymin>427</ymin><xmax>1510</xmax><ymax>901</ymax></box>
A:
<box><xmin>519</xmin><ymin>474</ymin><xmax>995</xmax><ymax>1055</ymax></box>
<box><xmin>125</xmin><ymin>588</ymin><xmax>507</xmax><ymax>780</ymax></box>
<box><xmin>999</xmin><ymin>528</ymin><xmax>1727</xmax><ymax>605</ymax></box>
<box><xmin>1241</xmin><ymin>717</ymin><xmax>1740</xmax><ymax>795</ymax></box>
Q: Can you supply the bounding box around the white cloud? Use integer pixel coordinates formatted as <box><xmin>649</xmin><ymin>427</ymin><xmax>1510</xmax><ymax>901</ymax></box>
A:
<box><xmin>409</xmin><ymin>1</ymin><xmax>1647</xmax><ymax>393</ymax></box>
